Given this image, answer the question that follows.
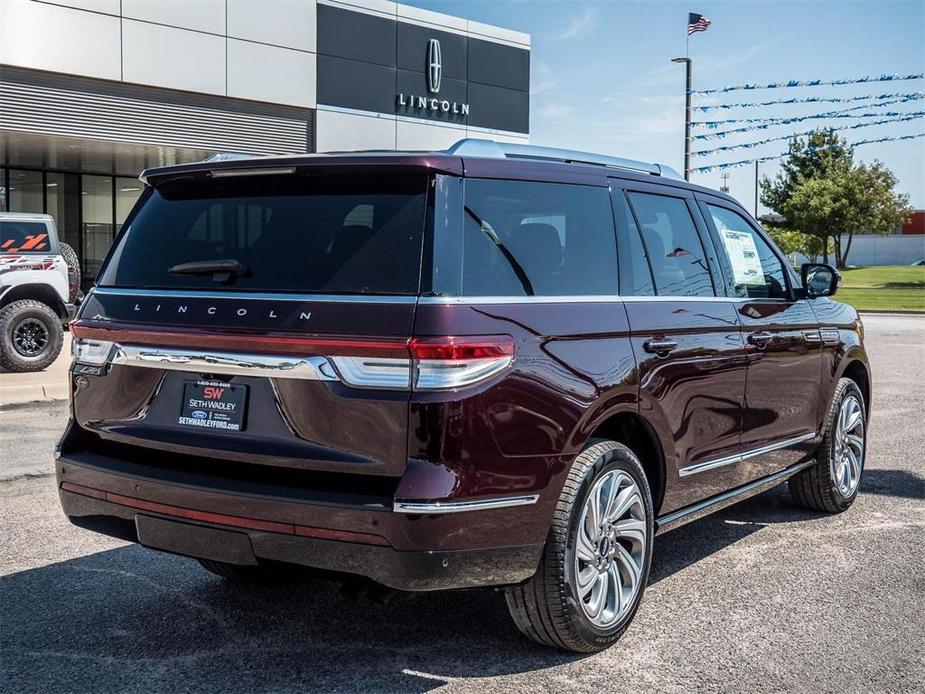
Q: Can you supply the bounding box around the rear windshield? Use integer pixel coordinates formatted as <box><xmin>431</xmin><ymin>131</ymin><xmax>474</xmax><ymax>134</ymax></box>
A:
<box><xmin>99</xmin><ymin>173</ymin><xmax>428</xmax><ymax>294</ymax></box>
<box><xmin>1</xmin><ymin>221</ymin><xmax>52</xmax><ymax>254</ymax></box>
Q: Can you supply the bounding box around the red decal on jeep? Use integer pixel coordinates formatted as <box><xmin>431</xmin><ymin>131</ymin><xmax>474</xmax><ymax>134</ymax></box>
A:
<box><xmin>21</xmin><ymin>234</ymin><xmax>49</xmax><ymax>251</ymax></box>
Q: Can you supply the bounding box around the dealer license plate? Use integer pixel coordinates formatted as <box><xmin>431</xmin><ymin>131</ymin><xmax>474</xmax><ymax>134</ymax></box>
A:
<box><xmin>178</xmin><ymin>380</ymin><xmax>247</xmax><ymax>431</ymax></box>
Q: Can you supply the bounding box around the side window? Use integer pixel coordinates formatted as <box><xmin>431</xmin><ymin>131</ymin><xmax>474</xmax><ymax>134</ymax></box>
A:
<box><xmin>454</xmin><ymin>179</ymin><xmax>618</xmax><ymax>296</ymax></box>
<box><xmin>626</xmin><ymin>192</ymin><xmax>715</xmax><ymax>297</ymax></box>
<box><xmin>611</xmin><ymin>190</ymin><xmax>655</xmax><ymax>296</ymax></box>
<box><xmin>707</xmin><ymin>204</ymin><xmax>788</xmax><ymax>299</ymax></box>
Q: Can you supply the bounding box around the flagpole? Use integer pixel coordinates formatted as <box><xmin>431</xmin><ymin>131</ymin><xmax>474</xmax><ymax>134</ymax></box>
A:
<box><xmin>672</xmin><ymin>44</ymin><xmax>692</xmax><ymax>180</ymax></box>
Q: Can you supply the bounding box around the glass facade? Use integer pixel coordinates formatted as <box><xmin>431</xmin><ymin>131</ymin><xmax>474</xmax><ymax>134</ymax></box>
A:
<box><xmin>1</xmin><ymin>168</ymin><xmax>144</xmax><ymax>283</ymax></box>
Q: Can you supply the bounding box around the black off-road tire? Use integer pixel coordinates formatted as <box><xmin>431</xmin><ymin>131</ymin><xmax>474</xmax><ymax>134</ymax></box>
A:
<box><xmin>197</xmin><ymin>559</ymin><xmax>298</xmax><ymax>584</ymax></box>
<box><xmin>58</xmin><ymin>242</ymin><xmax>81</xmax><ymax>303</ymax></box>
<box><xmin>789</xmin><ymin>378</ymin><xmax>866</xmax><ymax>513</ymax></box>
<box><xmin>0</xmin><ymin>300</ymin><xmax>64</xmax><ymax>372</ymax></box>
<box><xmin>504</xmin><ymin>440</ymin><xmax>654</xmax><ymax>653</ymax></box>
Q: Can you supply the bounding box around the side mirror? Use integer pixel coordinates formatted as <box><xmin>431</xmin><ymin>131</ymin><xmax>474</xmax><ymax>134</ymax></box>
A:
<box><xmin>801</xmin><ymin>263</ymin><xmax>840</xmax><ymax>298</ymax></box>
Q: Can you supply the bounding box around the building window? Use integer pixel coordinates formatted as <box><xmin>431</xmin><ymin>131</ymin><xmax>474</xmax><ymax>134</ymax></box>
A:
<box><xmin>8</xmin><ymin>169</ymin><xmax>44</xmax><ymax>214</ymax></box>
<box><xmin>46</xmin><ymin>173</ymin><xmax>80</xmax><ymax>252</ymax></box>
<box><xmin>116</xmin><ymin>177</ymin><xmax>144</xmax><ymax>232</ymax></box>
<box><xmin>81</xmin><ymin>175</ymin><xmax>114</xmax><ymax>282</ymax></box>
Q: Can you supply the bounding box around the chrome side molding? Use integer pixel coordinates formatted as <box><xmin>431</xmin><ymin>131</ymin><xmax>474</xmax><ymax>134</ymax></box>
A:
<box><xmin>658</xmin><ymin>459</ymin><xmax>816</xmax><ymax>534</ymax></box>
<box><xmin>110</xmin><ymin>345</ymin><xmax>337</xmax><ymax>381</ymax></box>
<box><xmin>393</xmin><ymin>494</ymin><xmax>539</xmax><ymax>514</ymax></box>
<box><xmin>678</xmin><ymin>432</ymin><xmax>816</xmax><ymax>477</ymax></box>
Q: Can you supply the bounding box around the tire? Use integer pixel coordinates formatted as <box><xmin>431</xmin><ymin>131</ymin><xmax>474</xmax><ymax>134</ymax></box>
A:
<box><xmin>789</xmin><ymin>377</ymin><xmax>867</xmax><ymax>513</ymax></box>
<box><xmin>505</xmin><ymin>441</ymin><xmax>654</xmax><ymax>653</ymax></box>
<box><xmin>58</xmin><ymin>242</ymin><xmax>81</xmax><ymax>303</ymax></box>
<box><xmin>197</xmin><ymin>559</ymin><xmax>298</xmax><ymax>584</ymax></box>
<box><xmin>0</xmin><ymin>300</ymin><xmax>64</xmax><ymax>372</ymax></box>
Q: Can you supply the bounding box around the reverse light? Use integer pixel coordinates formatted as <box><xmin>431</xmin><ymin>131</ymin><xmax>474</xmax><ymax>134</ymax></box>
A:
<box><xmin>72</xmin><ymin>338</ymin><xmax>115</xmax><ymax>366</ymax></box>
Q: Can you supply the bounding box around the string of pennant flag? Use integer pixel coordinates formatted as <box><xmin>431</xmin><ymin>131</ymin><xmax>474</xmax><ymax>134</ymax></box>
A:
<box><xmin>695</xmin><ymin>92</ymin><xmax>925</xmax><ymax>112</ymax></box>
<box><xmin>692</xmin><ymin>94</ymin><xmax>925</xmax><ymax>128</ymax></box>
<box><xmin>691</xmin><ymin>114</ymin><xmax>925</xmax><ymax>157</ymax></box>
<box><xmin>679</xmin><ymin>15</ymin><xmax>922</xmax><ymax>175</ymax></box>
<box><xmin>693</xmin><ymin>110</ymin><xmax>925</xmax><ymax>141</ymax></box>
<box><xmin>692</xmin><ymin>73</ymin><xmax>924</xmax><ymax>95</ymax></box>
<box><xmin>690</xmin><ymin>133</ymin><xmax>925</xmax><ymax>173</ymax></box>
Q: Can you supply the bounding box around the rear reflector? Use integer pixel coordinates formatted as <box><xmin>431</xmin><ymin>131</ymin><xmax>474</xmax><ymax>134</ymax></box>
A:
<box><xmin>61</xmin><ymin>482</ymin><xmax>390</xmax><ymax>546</ymax></box>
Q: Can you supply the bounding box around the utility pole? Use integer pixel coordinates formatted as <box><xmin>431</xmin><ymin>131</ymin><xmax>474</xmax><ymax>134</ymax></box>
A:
<box><xmin>671</xmin><ymin>57</ymin><xmax>692</xmax><ymax>181</ymax></box>
<box><xmin>754</xmin><ymin>160</ymin><xmax>759</xmax><ymax>218</ymax></box>
<box><xmin>720</xmin><ymin>172</ymin><xmax>730</xmax><ymax>193</ymax></box>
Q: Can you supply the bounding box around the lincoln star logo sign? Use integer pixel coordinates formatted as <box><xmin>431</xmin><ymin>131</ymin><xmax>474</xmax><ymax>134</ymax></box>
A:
<box><xmin>427</xmin><ymin>39</ymin><xmax>442</xmax><ymax>93</ymax></box>
<box><xmin>397</xmin><ymin>38</ymin><xmax>469</xmax><ymax>117</ymax></box>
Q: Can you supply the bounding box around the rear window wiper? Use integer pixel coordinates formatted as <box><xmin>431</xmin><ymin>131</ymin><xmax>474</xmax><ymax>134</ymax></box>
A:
<box><xmin>168</xmin><ymin>259</ymin><xmax>249</xmax><ymax>284</ymax></box>
<box><xmin>464</xmin><ymin>206</ymin><xmax>534</xmax><ymax>296</ymax></box>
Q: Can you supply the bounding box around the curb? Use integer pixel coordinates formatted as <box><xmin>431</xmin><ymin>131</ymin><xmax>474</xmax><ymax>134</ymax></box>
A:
<box><xmin>858</xmin><ymin>310</ymin><xmax>925</xmax><ymax>316</ymax></box>
<box><xmin>0</xmin><ymin>384</ymin><xmax>69</xmax><ymax>408</ymax></box>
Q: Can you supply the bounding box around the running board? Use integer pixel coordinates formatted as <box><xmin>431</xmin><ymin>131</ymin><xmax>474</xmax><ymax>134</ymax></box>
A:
<box><xmin>655</xmin><ymin>459</ymin><xmax>816</xmax><ymax>535</ymax></box>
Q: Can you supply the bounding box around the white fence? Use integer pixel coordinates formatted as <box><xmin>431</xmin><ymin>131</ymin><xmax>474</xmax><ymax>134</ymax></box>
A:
<box><xmin>795</xmin><ymin>234</ymin><xmax>925</xmax><ymax>266</ymax></box>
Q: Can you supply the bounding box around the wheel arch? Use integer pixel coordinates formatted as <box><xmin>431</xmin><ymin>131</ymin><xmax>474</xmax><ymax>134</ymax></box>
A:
<box><xmin>0</xmin><ymin>283</ymin><xmax>67</xmax><ymax>320</ymax></box>
<box><xmin>840</xmin><ymin>357</ymin><xmax>871</xmax><ymax>414</ymax></box>
<box><xmin>586</xmin><ymin>411</ymin><xmax>666</xmax><ymax>514</ymax></box>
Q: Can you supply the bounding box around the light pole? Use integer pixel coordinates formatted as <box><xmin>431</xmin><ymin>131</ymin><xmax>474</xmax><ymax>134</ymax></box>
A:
<box><xmin>671</xmin><ymin>56</ymin><xmax>692</xmax><ymax>181</ymax></box>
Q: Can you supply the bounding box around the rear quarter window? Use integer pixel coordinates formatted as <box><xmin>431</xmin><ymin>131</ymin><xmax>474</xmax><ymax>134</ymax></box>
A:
<box><xmin>1</xmin><ymin>221</ymin><xmax>53</xmax><ymax>254</ymax></box>
<box><xmin>432</xmin><ymin>179</ymin><xmax>618</xmax><ymax>297</ymax></box>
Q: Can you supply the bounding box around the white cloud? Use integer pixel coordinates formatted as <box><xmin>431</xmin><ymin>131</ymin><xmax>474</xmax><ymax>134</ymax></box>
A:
<box><xmin>554</xmin><ymin>7</ymin><xmax>598</xmax><ymax>41</ymax></box>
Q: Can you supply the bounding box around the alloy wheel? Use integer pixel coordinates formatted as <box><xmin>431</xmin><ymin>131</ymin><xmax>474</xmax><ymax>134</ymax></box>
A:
<box><xmin>574</xmin><ymin>469</ymin><xmax>647</xmax><ymax>629</ymax></box>
<box><xmin>832</xmin><ymin>394</ymin><xmax>865</xmax><ymax>498</ymax></box>
<box><xmin>12</xmin><ymin>317</ymin><xmax>49</xmax><ymax>357</ymax></box>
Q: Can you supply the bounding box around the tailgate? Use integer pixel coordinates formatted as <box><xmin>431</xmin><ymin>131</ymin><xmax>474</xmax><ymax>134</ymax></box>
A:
<box><xmin>71</xmin><ymin>290</ymin><xmax>416</xmax><ymax>476</ymax></box>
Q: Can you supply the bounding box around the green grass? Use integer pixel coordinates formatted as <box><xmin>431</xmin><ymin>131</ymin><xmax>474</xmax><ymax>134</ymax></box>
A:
<box><xmin>831</xmin><ymin>266</ymin><xmax>925</xmax><ymax>312</ymax></box>
<box><xmin>836</xmin><ymin>287</ymin><xmax>925</xmax><ymax>312</ymax></box>
<box><xmin>840</xmin><ymin>265</ymin><xmax>925</xmax><ymax>289</ymax></box>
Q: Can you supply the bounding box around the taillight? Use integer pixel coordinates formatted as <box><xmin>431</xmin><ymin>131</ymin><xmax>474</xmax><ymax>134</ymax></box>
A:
<box><xmin>72</xmin><ymin>338</ymin><xmax>115</xmax><ymax>366</ymax></box>
<box><xmin>69</xmin><ymin>320</ymin><xmax>513</xmax><ymax>391</ymax></box>
<box><xmin>329</xmin><ymin>335</ymin><xmax>514</xmax><ymax>390</ymax></box>
<box><xmin>410</xmin><ymin>336</ymin><xmax>514</xmax><ymax>390</ymax></box>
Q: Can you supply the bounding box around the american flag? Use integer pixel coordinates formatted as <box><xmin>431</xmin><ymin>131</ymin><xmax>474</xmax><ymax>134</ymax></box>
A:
<box><xmin>688</xmin><ymin>12</ymin><xmax>712</xmax><ymax>35</ymax></box>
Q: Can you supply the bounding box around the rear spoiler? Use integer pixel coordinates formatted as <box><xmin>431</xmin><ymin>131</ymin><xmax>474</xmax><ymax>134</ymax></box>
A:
<box><xmin>139</xmin><ymin>153</ymin><xmax>464</xmax><ymax>187</ymax></box>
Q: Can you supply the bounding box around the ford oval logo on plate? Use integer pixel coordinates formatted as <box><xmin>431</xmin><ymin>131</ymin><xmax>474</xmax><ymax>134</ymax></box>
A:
<box><xmin>191</xmin><ymin>410</ymin><xmax>208</xmax><ymax>419</ymax></box>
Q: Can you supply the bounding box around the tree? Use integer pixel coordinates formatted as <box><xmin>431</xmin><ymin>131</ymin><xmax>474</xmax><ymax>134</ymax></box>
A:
<box><xmin>760</xmin><ymin>131</ymin><xmax>912</xmax><ymax>267</ymax></box>
<box><xmin>766</xmin><ymin>227</ymin><xmax>829</xmax><ymax>263</ymax></box>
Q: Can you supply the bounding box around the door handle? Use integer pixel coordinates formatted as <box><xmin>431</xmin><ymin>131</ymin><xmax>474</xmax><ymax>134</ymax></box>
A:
<box><xmin>643</xmin><ymin>338</ymin><xmax>679</xmax><ymax>356</ymax></box>
<box><xmin>748</xmin><ymin>331</ymin><xmax>774</xmax><ymax>347</ymax></box>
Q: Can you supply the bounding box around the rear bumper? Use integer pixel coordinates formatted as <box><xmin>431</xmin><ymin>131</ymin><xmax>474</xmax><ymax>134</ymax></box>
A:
<box><xmin>56</xmin><ymin>454</ymin><xmax>545</xmax><ymax>591</ymax></box>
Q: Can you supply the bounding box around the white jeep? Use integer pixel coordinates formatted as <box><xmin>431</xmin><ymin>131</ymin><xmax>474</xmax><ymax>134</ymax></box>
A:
<box><xmin>0</xmin><ymin>212</ymin><xmax>80</xmax><ymax>372</ymax></box>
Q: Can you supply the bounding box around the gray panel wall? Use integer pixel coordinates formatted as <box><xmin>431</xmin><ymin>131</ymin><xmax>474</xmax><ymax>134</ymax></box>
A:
<box><xmin>316</xmin><ymin>5</ymin><xmax>530</xmax><ymax>134</ymax></box>
<box><xmin>0</xmin><ymin>67</ymin><xmax>314</xmax><ymax>155</ymax></box>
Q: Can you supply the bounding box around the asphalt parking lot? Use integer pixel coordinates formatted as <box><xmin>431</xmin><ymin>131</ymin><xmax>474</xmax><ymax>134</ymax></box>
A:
<box><xmin>1</xmin><ymin>314</ymin><xmax>923</xmax><ymax>694</ymax></box>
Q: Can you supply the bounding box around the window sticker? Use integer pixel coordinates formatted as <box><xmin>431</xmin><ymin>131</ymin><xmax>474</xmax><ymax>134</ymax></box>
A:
<box><xmin>719</xmin><ymin>229</ymin><xmax>764</xmax><ymax>285</ymax></box>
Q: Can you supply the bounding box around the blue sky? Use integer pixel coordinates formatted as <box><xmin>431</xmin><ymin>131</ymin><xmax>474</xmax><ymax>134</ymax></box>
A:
<box><xmin>404</xmin><ymin>0</ymin><xmax>925</xmax><ymax>213</ymax></box>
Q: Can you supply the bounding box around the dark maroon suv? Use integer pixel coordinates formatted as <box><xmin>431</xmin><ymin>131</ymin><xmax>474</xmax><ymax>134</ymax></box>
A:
<box><xmin>58</xmin><ymin>140</ymin><xmax>870</xmax><ymax>652</ymax></box>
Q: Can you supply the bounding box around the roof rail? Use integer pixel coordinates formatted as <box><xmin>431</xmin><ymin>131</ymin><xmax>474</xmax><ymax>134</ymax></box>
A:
<box><xmin>444</xmin><ymin>138</ymin><xmax>683</xmax><ymax>180</ymax></box>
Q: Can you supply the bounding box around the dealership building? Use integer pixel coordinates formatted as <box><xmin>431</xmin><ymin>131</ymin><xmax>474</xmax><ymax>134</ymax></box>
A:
<box><xmin>0</xmin><ymin>0</ymin><xmax>531</xmax><ymax>282</ymax></box>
